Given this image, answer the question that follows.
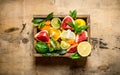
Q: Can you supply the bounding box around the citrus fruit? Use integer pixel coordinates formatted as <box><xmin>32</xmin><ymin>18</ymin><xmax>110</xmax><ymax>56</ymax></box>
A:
<box><xmin>49</xmin><ymin>28</ymin><xmax>61</xmax><ymax>40</ymax></box>
<box><xmin>60</xmin><ymin>41</ymin><xmax>70</xmax><ymax>49</ymax></box>
<box><xmin>60</xmin><ymin>29</ymin><xmax>75</xmax><ymax>40</ymax></box>
<box><xmin>51</xmin><ymin>18</ymin><xmax>61</xmax><ymax>29</ymax></box>
<box><xmin>35</xmin><ymin>42</ymin><xmax>49</xmax><ymax>54</ymax></box>
<box><xmin>76</xmin><ymin>30</ymin><xmax>88</xmax><ymax>43</ymax></box>
<box><xmin>45</xmin><ymin>20</ymin><xmax>51</xmax><ymax>25</ymax></box>
<box><xmin>67</xmin><ymin>44</ymin><xmax>78</xmax><ymax>53</ymax></box>
<box><xmin>61</xmin><ymin>16</ymin><xmax>74</xmax><ymax>30</ymax></box>
<box><xmin>34</xmin><ymin>30</ymin><xmax>50</xmax><ymax>43</ymax></box>
<box><xmin>75</xmin><ymin>19</ymin><xmax>86</xmax><ymax>27</ymax></box>
<box><xmin>65</xmin><ymin>39</ymin><xmax>75</xmax><ymax>45</ymax></box>
<box><xmin>77</xmin><ymin>41</ymin><xmax>91</xmax><ymax>57</ymax></box>
<box><xmin>41</xmin><ymin>25</ymin><xmax>51</xmax><ymax>31</ymax></box>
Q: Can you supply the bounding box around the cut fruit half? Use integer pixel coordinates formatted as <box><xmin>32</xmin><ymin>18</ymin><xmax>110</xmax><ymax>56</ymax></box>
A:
<box><xmin>61</xmin><ymin>16</ymin><xmax>74</xmax><ymax>30</ymax></box>
<box><xmin>77</xmin><ymin>41</ymin><xmax>91</xmax><ymax>57</ymax></box>
<box><xmin>67</xmin><ymin>44</ymin><xmax>78</xmax><ymax>53</ymax></box>
<box><xmin>76</xmin><ymin>30</ymin><xmax>88</xmax><ymax>43</ymax></box>
<box><xmin>51</xmin><ymin>18</ymin><xmax>61</xmax><ymax>29</ymax></box>
<box><xmin>60</xmin><ymin>29</ymin><xmax>75</xmax><ymax>40</ymax></box>
<box><xmin>60</xmin><ymin>41</ymin><xmax>70</xmax><ymax>49</ymax></box>
<box><xmin>34</xmin><ymin>30</ymin><xmax>50</xmax><ymax>43</ymax></box>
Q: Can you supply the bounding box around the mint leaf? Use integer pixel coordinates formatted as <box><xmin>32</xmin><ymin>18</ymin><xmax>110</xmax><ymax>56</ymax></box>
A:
<box><xmin>37</xmin><ymin>21</ymin><xmax>45</xmax><ymax>28</ymax></box>
<box><xmin>69</xmin><ymin>53</ymin><xmax>80</xmax><ymax>59</ymax></box>
<box><xmin>69</xmin><ymin>10</ymin><xmax>77</xmax><ymax>19</ymax></box>
<box><xmin>67</xmin><ymin>22</ymin><xmax>74</xmax><ymax>28</ymax></box>
<box><xmin>46</xmin><ymin>12</ymin><xmax>53</xmax><ymax>20</ymax></box>
<box><xmin>32</xmin><ymin>18</ymin><xmax>44</xmax><ymax>24</ymax></box>
<box><xmin>56</xmin><ymin>50</ymin><xmax>66</xmax><ymax>55</ymax></box>
<box><xmin>42</xmin><ymin>53</ymin><xmax>52</xmax><ymax>57</ymax></box>
<box><xmin>77</xmin><ymin>26</ymin><xmax>88</xmax><ymax>34</ymax></box>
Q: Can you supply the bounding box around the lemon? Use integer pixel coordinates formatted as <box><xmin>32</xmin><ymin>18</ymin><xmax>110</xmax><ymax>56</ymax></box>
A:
<box><xmin>51</xmin><ymin>18</ymin><xmax>61</xmax><ymax>29</ymax></box>
<box><xmin>75</xmin><ymin>19</ymin><xmax>86</xmax><ymax>27</ymax></box>
<box><xmin>60</xmin><ymin>30</ymin><xmax>75</xmax><ymax>40</ymax></box>
<box><xmin>77</xmin><ymin>41</ymin><xmax>91</xmax><ymax>57</ymax></box>
<box><xmin>49</xmin><ymin>28</ymin><xmax>61</xmax><ymax>40</ymax></box>
<box><xmin>60</xmin><ymin>41</ymin><xmax>70</xmax><ymax>49</ymax></box>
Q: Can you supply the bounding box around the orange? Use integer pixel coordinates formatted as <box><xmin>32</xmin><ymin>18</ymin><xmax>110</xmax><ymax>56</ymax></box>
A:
<box><xmin>41</xmin><ymin>25</ymin><xmax>51</xmax><ymax>31</ymax></box>
<box><xmin>49</xmin><ymin>28</ymin><xmax>61</xmax><ymax>40</ymax></box>
<box><xmin>66</xmin><ymin>39</ymin><xmax>76</xmax><ymax>45</ymax></box>
<box><xmin>41</xmin><ymin>20</ymin><xmax>51</xmax><ymax>31</ymax></box>
<box><xmin>45</xmin><ymin>20</ymin><xmax>51</xmax><ymax>25</ymax></box>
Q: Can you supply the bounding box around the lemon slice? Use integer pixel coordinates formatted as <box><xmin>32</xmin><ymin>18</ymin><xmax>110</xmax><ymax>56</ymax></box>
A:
<box><xmin>77</xmin><ymin>41</ymin><xmax>91</xmax><ymax>57</ymax></box>
<box><xmin>60</xmin><ymin>30</ymin><xmax>75</xmax><ymax>40</ymax></box>
<box><xmin>75</xmin><ymin>19</ymin><xmax>86</xmax><ymax>27</ymax></box>
<box><xmin>51</xmin><ymin>18</ymin><xmax>61</xmax><ymax>29</ymax></box>
<box><xmin>60</xmin><ymin>41</ymin><xmax>70</xmax><ymax>49</ymax></box>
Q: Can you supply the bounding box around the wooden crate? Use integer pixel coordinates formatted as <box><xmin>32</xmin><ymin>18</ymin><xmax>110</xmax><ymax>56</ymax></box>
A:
<box><xmin>33</xmin><ymin>15</ymin><xmax>90</xmax><ymax>57</ymax></box>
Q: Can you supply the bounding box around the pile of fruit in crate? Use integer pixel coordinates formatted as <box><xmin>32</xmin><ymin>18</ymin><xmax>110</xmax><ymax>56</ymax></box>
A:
<box><xmin>32</xmin><ymin>10</ymin><xmax>91</xmax><ymax>59</ymax></box>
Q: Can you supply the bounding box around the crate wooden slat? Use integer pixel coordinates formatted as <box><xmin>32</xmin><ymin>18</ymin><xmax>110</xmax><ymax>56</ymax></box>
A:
<box><xmin>33</xmin><ymin>15</ymin><xmax>90</xmax><ymax>57</ymax></box>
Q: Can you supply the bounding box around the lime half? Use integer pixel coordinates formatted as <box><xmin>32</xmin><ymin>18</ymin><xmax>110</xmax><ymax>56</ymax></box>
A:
<box><xmin>51</xmin><ymin>18</ymin><xmax>61</xmax><ymax>29</ymax></box>
<box><xmin>60</xmin><ymin>41</ymin><xmax>70</xmax><ymax>49</ymax></box>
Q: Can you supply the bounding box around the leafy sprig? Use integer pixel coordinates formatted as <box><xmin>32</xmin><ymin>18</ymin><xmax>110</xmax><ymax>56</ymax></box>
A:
<box><xmin>67</xmin><ymin>22</ymin><xmax>88</xmax><ymax>34</ymax></box>
<box><xmin>69</xmin><ymin>10</ymin><xmax>77</xmax><ymax>19</ymax></box>
<box><xmin>32</xmin><ymin>12</ymin><xmax>53</xmax><ymax>28</ymax></box>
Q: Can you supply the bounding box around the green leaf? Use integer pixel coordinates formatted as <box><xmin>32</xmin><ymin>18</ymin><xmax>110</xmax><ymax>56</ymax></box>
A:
<box><xmin>77</xmin><ymin>26</ymin><xmax>88</xmax><ymax>34</ymax></box>
<box><xmin>69</xmin><ymin>10</ymin><xmax>77</xmax><ymax>19</ymax></box>
<box><xmin>32</xmin><ymin>18</ymin><xmax>44</xmax><ymax>24</ymax></box>
<box><xmin>42</xmin><ymin>53</ymin><xmax>52</xmax><ymax>57</ymax></box>
<box><xmin>74</xmin><ymin>22</ymin><xmax>79</xmax><ymax>33</ymax></box>
<box><xmin>49</xmin><ymin>47</ymin><xmax>54</xmax><ymax>52</ymax></box>
<box><xmin>67</xmin><ymin>22</ymin><xmax>74</xmax><ymax>28</ymax></box>
<box><xmin>69</xmin><ymin>53</ymin><xmax>80</xmax><ymax>59</ymax></box>
<box><xmin>46</xmin><ymin>12</ymin><xmax>53</xmax><ymax>20</ymax></box>
<box><xmin>56</xmin><ymin>49</ymin><xmax>67</xmax><ymax>55</ymax></box>
<box><xmin>37</xmin><ymin>21</ymin><xmax>45</xmax><ymax>29</ymax></box>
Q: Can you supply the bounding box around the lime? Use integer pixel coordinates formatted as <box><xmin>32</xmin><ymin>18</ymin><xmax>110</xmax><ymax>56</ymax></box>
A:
<box><xmin>77</xmin><ymin>41</ymin><xmax>91</xmax><ymax>57</ymax></box>
<box><xmin>60</xmin><ymin>41</ymin><xmax>70</xmax><ymax>49</ymax></box>
<box><xmin>51</xmin><ymin>18</ymin><xmax>61</xmax><ymax>29</ymax></box>
<box><xmin>75</xmin><ymin>19</ymin><xmax>86</xmax><ymax>27</ymax></box>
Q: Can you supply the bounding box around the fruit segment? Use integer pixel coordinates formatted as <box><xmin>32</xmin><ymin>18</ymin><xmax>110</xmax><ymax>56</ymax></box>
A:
<box><xmin>61</xmin><ymin>16</ymin><xmax>74</xmax><ymax>30</ymax></box>
<box><xmin>34</xmin><ymin>30</ymin><xmax>50</xmax><ymax>43</ymax></box>
<box><xmin>67</xmin><ymin>44</ymin><xmax>77</xmax><ymax>53</ymax></box>
<box><xmin>76</xmin><ymin>30</ymin><xmax>88</xmax><ymax>43</ymax></box>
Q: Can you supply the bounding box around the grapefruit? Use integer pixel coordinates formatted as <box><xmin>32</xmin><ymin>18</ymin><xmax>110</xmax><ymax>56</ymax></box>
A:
<box><xmin>34</xmin><ymin>30</ymin><xmax>50</xmax><ymax>43</ymax></box>
<box><xmin>61</xmin><ymin>16</ymin><xmax>74</xmax><ymax>30</ymax></box>
<box><xmin>77</xmin><ymin>41</ymin><xmax>91</xmax><ymax>57</ymax></box>
<box><xmin>76</xmin><ymin>30</ymin><xmax>88</xmax><ymax>43</ymax></box>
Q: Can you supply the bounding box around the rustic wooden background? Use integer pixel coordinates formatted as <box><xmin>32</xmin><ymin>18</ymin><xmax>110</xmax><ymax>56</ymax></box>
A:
<box><xmin>0</xmin><ymin>0</ymin><xmax>120</xmax><ymax>75</ymax></box>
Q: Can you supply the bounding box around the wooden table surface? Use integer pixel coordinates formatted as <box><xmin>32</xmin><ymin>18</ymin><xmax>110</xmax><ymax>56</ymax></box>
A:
<box><xmin>0</xmin><ymin>0</ymin><xmax>120</xmax><ymax>75</ymax></box>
